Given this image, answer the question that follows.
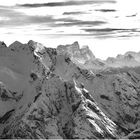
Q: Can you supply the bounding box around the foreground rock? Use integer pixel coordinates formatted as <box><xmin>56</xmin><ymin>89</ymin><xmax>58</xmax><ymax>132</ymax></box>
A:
<box><xmin>0</xmin><ymin>40</ymin><xmax>140</xmax><ymax>139</ymax></box>
<box><xmin>1</xmin><ymin>75</ymin><xmax>119</xmax><ymax>139</ymax></box>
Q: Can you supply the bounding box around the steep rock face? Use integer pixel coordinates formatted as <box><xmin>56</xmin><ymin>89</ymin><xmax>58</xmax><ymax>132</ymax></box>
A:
<box><xmin>57</xmin><ymin>41</ymin><xmax>80</xmax><ymax>56</ymax></box>
<box><xmin>1</xmin><ymin>75</ymin><xmax>118</xmax><ymax>139</ymax></box>
<box><xmin>57</xmin><ymin>42</ymin><xmax>96</xmax><ymax>65</ymax></box>
<box><xmin>44</xmin><ymin>53</ymin><xmax>140</xmax><ymax>138</ymax></box>
<box><xmin>85</xmin><ymin>72</ymin><xmax>140</xmax><ymax>133</ymax></box>
<box><xmin>1</xmin><ymin>40</ymin><xmax>140</xmax><ymax>139</ymax></box>
<box><xmin>41</xmin><ymin>44</ymin><xmax>140</xmax><ymax>137</ymax></box>
<box><xmin>0</xmin><ymin>41</ymin><xmax>46</xmax><ymax>137</ymax></box>
<box><xmin>0</xmin><ymin>40</ymin><xmax>119</xmax><ymax>139</ymax></box>
<box><xmin>57</xmin><ymin>42</ymin><xmax>106</xmax><ymax>71</ymax></box>
<box><xmin>123</xmin><ymin>128</ymin><xmax>140</xmax><ymax>139</ymax></box>
<box><xmin>0</xmin><ymin>42</ymin><xmax>7</xmax><ymax>48</ymax></box>
<box><xmin>78</xmin><ymin>45</ymin><xmax>95</xmax><ymax>61</ymax></box>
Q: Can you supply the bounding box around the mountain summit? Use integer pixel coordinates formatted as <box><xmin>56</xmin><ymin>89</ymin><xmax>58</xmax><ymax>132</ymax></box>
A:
<box><xmin>0</xmin><ymin>40</ymin><xmax>140</xmax><ymax>139</ymax></box>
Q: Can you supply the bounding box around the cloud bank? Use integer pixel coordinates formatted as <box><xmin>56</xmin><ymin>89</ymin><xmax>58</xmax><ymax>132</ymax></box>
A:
<box><xmin>17</xmin><ymin>0</ymin><xmax>116</xmax><ymax>8</ymax></box>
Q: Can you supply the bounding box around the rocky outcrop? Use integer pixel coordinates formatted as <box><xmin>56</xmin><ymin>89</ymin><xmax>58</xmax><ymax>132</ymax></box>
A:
<box><xmin>0</xmin><ymin>42</ymin><xmax>7</xmax><ymax>48</ymax></box>
<box><xmin>0</xmin><ymin>40</ymin><xmax>140</xmax><ymax>139</ymax></box>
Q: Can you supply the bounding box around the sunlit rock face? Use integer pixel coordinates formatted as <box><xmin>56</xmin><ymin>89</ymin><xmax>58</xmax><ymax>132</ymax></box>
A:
<box><xmin>0</xmin><ymin>40</ymin><xmax>140</xmax><ymax>139</ymax></box>
<box><xmin>57</xmin><ymin>42</ymin><xmax>95</xmax><ymax>64</ymax></box>
<box><xmin>57</xmin><ymin>42</ymin><xmax>106</xmax><ymax>71</ymax></box>
<box><xmin>57</xmin><ymin>41</ymin><xmax>80</xmax><ymax>55</ymax></box>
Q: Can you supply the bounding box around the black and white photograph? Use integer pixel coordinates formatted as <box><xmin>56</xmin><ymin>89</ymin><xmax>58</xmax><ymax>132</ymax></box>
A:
<box><xmin>0</xmin><ymin>0</ymin><xmax>140</xmax><ymax>139</ymax></box>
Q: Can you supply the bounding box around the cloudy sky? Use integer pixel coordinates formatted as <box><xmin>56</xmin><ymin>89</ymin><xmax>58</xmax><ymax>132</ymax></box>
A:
<box><xmin>0</xmin><ymin>0</ymin><xmax>140</xmax><ymax>59</ymax></box>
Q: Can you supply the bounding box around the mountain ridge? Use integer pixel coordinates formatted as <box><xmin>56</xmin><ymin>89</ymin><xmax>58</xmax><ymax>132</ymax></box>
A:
<box><xmin>0</xmin><ymin>40</ymin><xmax>140</xmax><ymax>139</ymax></box>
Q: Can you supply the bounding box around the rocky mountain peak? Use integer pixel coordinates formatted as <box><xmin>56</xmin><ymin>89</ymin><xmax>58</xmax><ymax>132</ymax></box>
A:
<box><xmin>0</xmin><ymin>40</ymin><xmax>140</xmax><ymax>139</ymax></box>
<box><xmin>57</xmin><ymin>42</ymin><xmax>98</xmax><ymax>68</ymax></box>
<box><xmin>57</xmin><ymin>41</ymin><xmax>80</xmax><ymax>55</ymax></box>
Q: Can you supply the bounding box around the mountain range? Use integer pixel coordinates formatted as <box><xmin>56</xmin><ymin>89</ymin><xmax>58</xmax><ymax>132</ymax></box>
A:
<box><xmin>0</xmin><ymin>40</ymin><xmax>140</xmax><ymax>139</ymax></box>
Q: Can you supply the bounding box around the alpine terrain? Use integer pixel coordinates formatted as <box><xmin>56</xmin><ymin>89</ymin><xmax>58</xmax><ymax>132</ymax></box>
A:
<box><xmin>0</xmin><ymin>40</ymin><xmax>140</xmax><ymax>139</ymax></box>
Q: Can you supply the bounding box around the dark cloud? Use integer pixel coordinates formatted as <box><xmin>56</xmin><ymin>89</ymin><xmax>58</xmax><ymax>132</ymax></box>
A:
<box><xmin>82</xmin><ymin>28</ymin><xmax>140</xmax><ymax>38</ymax></box>
<box><xmin>0</xmin><ymin>7</ymin><xmax>55</xmax><ymax>27</ymax></box>
<box><xmin>0</xmin><ymin>7</ymin><xmax>106</xmax><ymax>28</ymax></box>
<box><xmin>126</xmin><ymin>13</ymin><xmax>137</xmax><ymax>17</ymax></box>
<box><xmin>83</xmin><ymin>28</ymin><xmax>139</xmax><ymax>32</ymax></box>
<box><xmin>0</xmin><ymin>15</ymin><xmax>54</xmax><ymax>27</ymax></box>
<box><xmin>63</xmin><ymin>11</ymin><xmax>85</xmax><ymax>15</ymax></box>
<box><xmin>17</xmin><ymin>0</ymin><xmax>116</xmax><ymax>8</ymax></box>
<box><xmin>95</xmin><ymin>9</ymin><xmax>116</xmax><ymax>12</ymax></box>
<box><xmin>53</xmin><ymin>20</ymin><xmax>106</xmax><ymax>27</ymax></box>
<box><xmin>36</xmin><ymin>28</ymin><xmax>51</xmax><ymax>31</ymax></box>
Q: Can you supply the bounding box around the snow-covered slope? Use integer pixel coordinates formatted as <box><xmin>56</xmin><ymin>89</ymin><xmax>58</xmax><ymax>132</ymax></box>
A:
<box><xmin>0</xmin><ymin>40</ymin><xmax>140</xmax><ymax>139</ymax></box>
